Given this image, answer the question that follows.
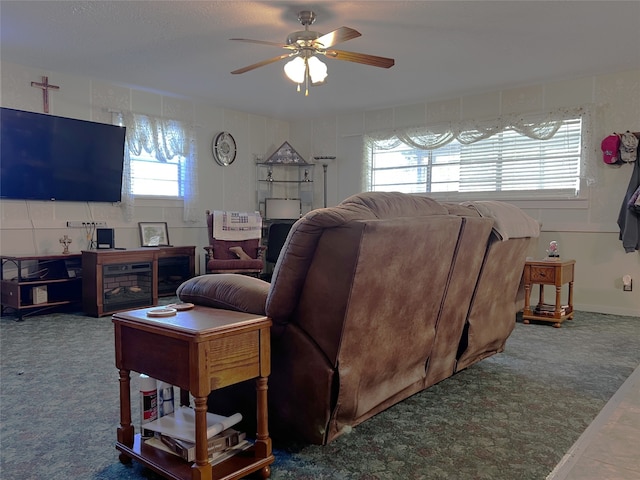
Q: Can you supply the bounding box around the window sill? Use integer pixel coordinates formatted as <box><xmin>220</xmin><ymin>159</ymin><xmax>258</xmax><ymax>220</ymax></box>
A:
<box><xmin>413</xmin><ymin>193</ymin><xmax>588</xmax><ymax>210</ymax></box>
<box><xmin>134</xmin><ymin>196</ymin><xmax>184</xmax><ymax>206</ymax></box>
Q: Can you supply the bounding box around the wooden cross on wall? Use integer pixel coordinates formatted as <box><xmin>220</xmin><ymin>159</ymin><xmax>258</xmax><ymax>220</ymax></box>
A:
<box><xmin>31</xmin><ymin>76</ymin><xmax>59</xmax><ymax>113</ymax></box>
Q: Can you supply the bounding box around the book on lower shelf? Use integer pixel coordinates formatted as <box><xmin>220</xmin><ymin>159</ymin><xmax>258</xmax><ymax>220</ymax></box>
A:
<box><xmin>142</xmin><ymin>406</ymin><xmax>242</xmax><ymax>443</ymax></box>
<box><xmin>145</xmin><ymin>435</ymin><xmax>252</xmax><ymax>466</ymax></box>
<box><xmin>159</xmin><ymin>428</ymin><xmax>247</xmax><ymax>462</ymax></box>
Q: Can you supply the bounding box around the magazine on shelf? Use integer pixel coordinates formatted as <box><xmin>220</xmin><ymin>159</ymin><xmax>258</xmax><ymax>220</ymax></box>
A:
<box><xmin>533</xmin><ymin>303</ymin><xmax>569</xmax><ymax>316</ymax></box>
<box><xmin>159</xmin><ymin>428</ymin><xmax>247</xmax><ymax>462</ymax></box>
<box><xmin>142</xmin><ymin>406</ymin><xmax>242</xmax><ymax>443</ymax></box>
<box><xmin>207</xmin><ymin>439</ymin><xmax>251</xmax><ymax>466</ymax></box>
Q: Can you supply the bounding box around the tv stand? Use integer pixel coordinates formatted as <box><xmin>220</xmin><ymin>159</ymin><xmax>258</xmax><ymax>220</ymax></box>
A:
<box><xmin>0</xmin><ymin>253</ymin><xmax>83</xmax><ymax>320</ymax></box>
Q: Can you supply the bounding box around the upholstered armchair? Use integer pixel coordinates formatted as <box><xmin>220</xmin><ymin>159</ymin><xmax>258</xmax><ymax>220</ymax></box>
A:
<box><xmin>203</xmin><ymin>210</ymin><xmax>265</xmax><ymax>276</ymax></box>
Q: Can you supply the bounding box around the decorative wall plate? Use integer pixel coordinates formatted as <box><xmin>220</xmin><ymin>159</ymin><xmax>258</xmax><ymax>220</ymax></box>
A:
<box><xmin>212</xmin><ymin>131</ymin><xmax>237</xmax><ymax>166</ymax></box>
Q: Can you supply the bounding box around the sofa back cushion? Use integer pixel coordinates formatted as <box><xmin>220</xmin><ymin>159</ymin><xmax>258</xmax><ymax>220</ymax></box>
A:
<box><xmin>266</xmin><ymin>192</ymin><xmax>448</xmax><ymax>326</ymax></box>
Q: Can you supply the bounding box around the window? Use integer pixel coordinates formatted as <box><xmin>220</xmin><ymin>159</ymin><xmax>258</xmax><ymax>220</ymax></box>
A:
<box><xmin>129</xmin><ymin>148</ymin><xmax>185</xmax><ymax>197</ymax></box>
<box><xmin>371</xmin><ymin>141</ymin><xmax>461</xmax><ymax>194</ymax></box>
<box><xmin>113</xmin><ymin>111</ymin><xmax>199</xmax><ymax>223</ymax></box>
<box><xmin>367</xmin><ymin>110</ymin><xmax>586</xmax><ymax>201</ymax></box>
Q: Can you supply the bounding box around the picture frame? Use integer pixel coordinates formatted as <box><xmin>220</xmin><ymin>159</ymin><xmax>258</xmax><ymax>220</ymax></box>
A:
<box><xmin>138</xmin><ymin>222</ymin><xmax>171</xmax><ymax>247</ymax></box>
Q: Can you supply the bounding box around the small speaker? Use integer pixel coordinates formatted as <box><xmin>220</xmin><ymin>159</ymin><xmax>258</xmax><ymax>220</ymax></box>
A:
<box><xmin>96</xmin><ymin>228</ymin><xmax>114</xmax><ymax>249</ymax></box>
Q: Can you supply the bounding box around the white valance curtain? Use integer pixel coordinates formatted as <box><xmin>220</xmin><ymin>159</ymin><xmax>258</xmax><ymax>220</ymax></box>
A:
<box><xmin>117</xmin><ymin>112</ymin><xmax>199</xmax><ymax>222</ymax></box>
<box><xmin>363</xmin><ymin>105</ymin><xmax>596</xmax><ymax>190</ymax></box>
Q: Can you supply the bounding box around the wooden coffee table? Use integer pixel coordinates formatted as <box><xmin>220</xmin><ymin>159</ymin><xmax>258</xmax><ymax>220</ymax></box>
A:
<box><xmin>113</xmin><ymin>306</ymin><xmax>274</xmax><ymax>480</ymax></box>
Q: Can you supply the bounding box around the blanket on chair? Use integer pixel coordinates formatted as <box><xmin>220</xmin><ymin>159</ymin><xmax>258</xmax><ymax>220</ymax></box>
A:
<box><xmin>212</xmin><ymin>210</ymin><xmax>262</xmax><ymax>241</ymax></box>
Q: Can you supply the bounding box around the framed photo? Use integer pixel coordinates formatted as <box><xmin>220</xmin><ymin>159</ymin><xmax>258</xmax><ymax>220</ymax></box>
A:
<box><xmin>138</xmin><ymin>222</ymin><xmax>170</xmax><ymax>247</ymax></box>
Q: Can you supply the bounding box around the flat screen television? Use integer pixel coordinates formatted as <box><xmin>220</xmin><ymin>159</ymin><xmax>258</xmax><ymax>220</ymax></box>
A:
<box><xmin>0</xmin><ymin>107</ymin><xmax>126</xmax><ymax>202</ymax></box>
<box><xmin>265</xmin><ymin>198</ymin><xmax>301</xmax><ymax>220</ymax></box>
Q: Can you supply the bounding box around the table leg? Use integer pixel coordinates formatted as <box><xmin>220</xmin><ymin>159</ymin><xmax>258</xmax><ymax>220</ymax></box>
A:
<box><xmin>117</xmin><ymin>369</ymin><xmax>133</xmax><ymax>464</ymax></box>
<box><xmin>191</xmin><ymin>395</ymin><xmax>212</xmax><ymax>480</ymax></box>
<box><xmin>568</xmin><ymin>280</ymin><xmax>574</xmax><ymax>317</ymax></box>
<box><xmin>255</xmin><ymin>376</ymin><xmax>272</xmax><ymax>478</ymax></box>
<box><xmin>538</xmin><ymin>284</ymin><xmax>545</xmax><ymax>308</ymax></box>
<box><xmin>554</xmin><ymin>285</ymin><xmax>562</xmax><ymax>318</ymax></box>
<box><xmin>524</xmin><ymin>281</ymin><xmax>532</xmax><ymax>314</ymax></box>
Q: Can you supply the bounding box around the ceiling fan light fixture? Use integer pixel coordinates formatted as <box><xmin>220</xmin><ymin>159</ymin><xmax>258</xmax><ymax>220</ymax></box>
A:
<box><xmin>284</xmin><ymin>56</ymin><xmax>306</xmax><ymax>84</ymax></box>
<box><xmin>284</xmin><ymin>55</ymin><xmax>327</xmax><ymax>95</ymax></box>
<box><xmin>308</xmin><ymin>56</ymin><xmax>328</xmax><ymax>84</ymax></box>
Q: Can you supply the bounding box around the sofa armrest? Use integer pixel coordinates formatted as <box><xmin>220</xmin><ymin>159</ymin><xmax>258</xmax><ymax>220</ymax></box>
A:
<box><xmin>176</xmin><ymin>274</ymin><xmax>269</xmax><ymax>315</ymax></box>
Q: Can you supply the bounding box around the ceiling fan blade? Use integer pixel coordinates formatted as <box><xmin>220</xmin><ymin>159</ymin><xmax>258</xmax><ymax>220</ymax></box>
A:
<box><xmin>230</xmin><ymin>38</ymin><xmax>295</xmax><ymax>50</ymax></box>
<box><xmin>231</xmin><ymin>53</ymin><xmax>292</xmax><ymax>75</ymax></box>
<box><xmin>326</xmin><ymin>49</ymin><xmax>395</xmax><ymax>68</ymax></box>
<box><xmin>315</xmin><ymin>26</ymin><xmax>361</xmax><ymax>48</ymax></box>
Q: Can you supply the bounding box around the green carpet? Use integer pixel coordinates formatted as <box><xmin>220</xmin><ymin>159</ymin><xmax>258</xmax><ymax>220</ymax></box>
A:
<box><xmin>1</xmin><ymin>304</ymin><xmax>638</xmax><ymax>480</ymax></box>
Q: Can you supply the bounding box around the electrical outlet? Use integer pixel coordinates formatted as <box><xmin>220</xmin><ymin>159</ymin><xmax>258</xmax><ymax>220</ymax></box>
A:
<box><xmin>623</xmin><ymin>274</ymin><xmax>633</xmax><ymax>292</ymax></box>
<box><xmin>67</xmin><ymin>221</ymin><xmax>107</xmax><ymax>228</ymax></box>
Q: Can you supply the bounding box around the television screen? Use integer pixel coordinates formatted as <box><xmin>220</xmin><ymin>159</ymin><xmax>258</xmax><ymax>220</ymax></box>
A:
<box><xmin>0</xmin><ymin>107</ymin><xmax>126</xmax><ymax>202</ymax></box>
<box><xmin>265</xmin><ymin>198</ymin><xmax>301</xmax><ymax>219</ymax></box>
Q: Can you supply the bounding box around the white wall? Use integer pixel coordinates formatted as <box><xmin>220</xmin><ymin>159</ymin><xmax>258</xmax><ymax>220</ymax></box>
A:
<box><xmin>290</xmin><ymin>69</ymin><xmax>640</xmax><ymax>317</ymax></box>
<box><xmin>0</xmin><ymin>61</ymin><xmax>291</xmax><ymax>274</ymax></box>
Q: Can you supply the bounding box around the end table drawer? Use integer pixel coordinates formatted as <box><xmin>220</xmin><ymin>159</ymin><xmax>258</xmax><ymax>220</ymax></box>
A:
<box><xmin>207</xmin><ymin>330</ymin><xmax>261</xmax><ymax>389</ymax></box>
<box><xmin>530</xmin><ymin>266</ymin><xmax>555</xmax><ymax>283</ymax></box>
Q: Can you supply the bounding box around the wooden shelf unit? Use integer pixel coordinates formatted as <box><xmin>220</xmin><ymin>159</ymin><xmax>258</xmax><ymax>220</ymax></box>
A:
<box><xmin>1</xmin><ymin>253</ymin><xmax>83</xmax><ymax>320</ymax></box>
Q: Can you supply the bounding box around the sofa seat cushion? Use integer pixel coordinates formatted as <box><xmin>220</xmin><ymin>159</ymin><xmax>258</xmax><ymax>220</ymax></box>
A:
<box><xmin>177</xmin><ymin>274</ymin><xmax>269</xmax><ymax>314</ymax></box>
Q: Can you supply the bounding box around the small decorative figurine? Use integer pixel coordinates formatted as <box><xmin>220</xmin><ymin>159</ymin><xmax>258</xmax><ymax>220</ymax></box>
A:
<box><xmin>547</xmin><ymin>240</ymin><xmax>559</xmax><ymax>258</ymax></box>
<box><xmin>59</xmin><ymin>234</ymin><xmax>72</xmax><ymax>254</ymax></box>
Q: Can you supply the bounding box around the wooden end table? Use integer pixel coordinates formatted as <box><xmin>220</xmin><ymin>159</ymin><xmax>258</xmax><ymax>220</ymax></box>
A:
<box><xmin>523</xmin><ymin>258</ymin><xmax>575</xmax><ymax>328</ymax></box>
<box><xmin>113</xmin><ymin>306</ymin><xmax>274</xmax><ymax>480</ymax></box>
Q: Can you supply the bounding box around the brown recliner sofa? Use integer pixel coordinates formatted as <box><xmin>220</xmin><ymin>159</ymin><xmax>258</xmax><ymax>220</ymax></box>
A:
<box><xmin>177</xmin><ymin>192</ymin><xmax>539</xmax><ymax>445</ymax></box>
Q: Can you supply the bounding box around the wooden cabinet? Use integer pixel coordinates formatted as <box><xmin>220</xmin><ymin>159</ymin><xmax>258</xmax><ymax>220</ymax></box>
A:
<box><xmin>1</xmin><ymin>253</ymin><xmax>82</xmax><ymax>320</ymax></box>
<box><xmin>82</xmin><ymin>247</ymin><xmax>195</xmax><ymax>317</ymax></box>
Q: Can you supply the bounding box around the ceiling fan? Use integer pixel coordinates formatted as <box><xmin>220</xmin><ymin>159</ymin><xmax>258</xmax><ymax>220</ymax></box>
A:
<box><xmin>230</xmin><ymin>10</ymin><xmax>395</xmax><ymax>95</ymax></box>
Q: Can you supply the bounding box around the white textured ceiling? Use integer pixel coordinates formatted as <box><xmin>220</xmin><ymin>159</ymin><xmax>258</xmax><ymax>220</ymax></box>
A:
<box><xmin>1</xmin><ymin>1</ymin><xmax>639</xmax><ymax>121</ymax></box>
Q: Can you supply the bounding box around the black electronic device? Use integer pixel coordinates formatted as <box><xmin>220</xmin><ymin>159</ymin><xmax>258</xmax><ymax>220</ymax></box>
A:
<box><xmin>96</xmin><ymin>228</ymin><xmax>115</xmax><ymax>249</ymax></box>
<box><xmin>0</xmin><ymin>107</ymin><xmax>126</xmax><ymax>202</ymax></box>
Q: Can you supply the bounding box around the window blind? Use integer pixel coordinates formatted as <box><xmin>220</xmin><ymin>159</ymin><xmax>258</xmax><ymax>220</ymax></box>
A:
<box><xmin>369</xmin><ymin>116</ymin><xmax>582</xmax><ymax>199</ymax></box>
<box><xmin>459</xmin><ymin>118</ymin><xmax>581</xmax><ymax>196</ymax></box>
